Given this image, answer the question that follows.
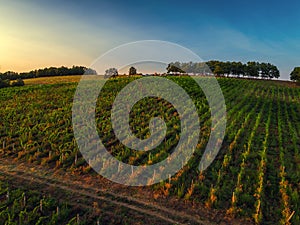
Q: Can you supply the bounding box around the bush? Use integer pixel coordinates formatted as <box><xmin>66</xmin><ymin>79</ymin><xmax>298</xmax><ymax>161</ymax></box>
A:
<box><xmin>0</xmin><ymin>79</ymin><xmax>11</xmax><ymax>88</ymax></box>
<box><xmin>11</xmin><ymin>78</ymin><xmax>25</xmax><ymax>87</ymax></box>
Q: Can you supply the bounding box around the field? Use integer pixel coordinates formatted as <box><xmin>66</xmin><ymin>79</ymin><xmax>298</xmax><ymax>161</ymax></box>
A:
<box><xmin>23</xmin><ymin>75</ymin><xmax>82</xmax><ymax>85</ymax></box>
<box><xmin>0</xmin><ymin>179</ymin><xmax>85</xmax><ymax>225</ymax></box>
<box><xmin>0</xmin><ymin>75</ymin><xmax>299</xmax><ymax>224</ymax></box>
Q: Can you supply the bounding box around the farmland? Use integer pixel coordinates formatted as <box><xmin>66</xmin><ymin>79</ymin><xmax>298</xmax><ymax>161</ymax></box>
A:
<box><xmin>0</xmin><ymin>179</ymin><xmax>85</xmax><ymax>225</ymax></box>
<box><xmin>0</xmin><ymin>76</ymin><xmax>299</xmax><ymax>224</ymax></box>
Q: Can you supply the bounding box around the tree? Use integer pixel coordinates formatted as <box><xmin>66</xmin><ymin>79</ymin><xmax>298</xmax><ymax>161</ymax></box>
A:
<box><xmin>84</xmin><ymin>68</ymin><xmax>97</xmax><ymax>75</ymax></box>
<box><xmin>213</xmin><ymin>65</ymin><xmax>224</xmax><ymax>76</ymax></box>
<box><xmin>246</xmin><ymin>61</ymin><xmax>259</xmax><ymax>77</ymax></box>
<box><xmin>11</xmin><ymin>78</ymin><xmax>24</xmax><ymax>87</ymax></box>
<box><xmin>105</xmin><ymin>68</ymin><xmax>118</xmax><ymax>78</ymax></box>
<box><xmin>196</xmin><ymin>62</ymin><xmax>209</xmax><ymax>74</ymax></box>
<box><xmin>260</xmin><ymin>63</ymin><xmax>269</xmax><ymax>79</ymax></box>
<box><xmin>0</xmin><ymin>79</ymin><xmax>10</xmax><ymax>88</ymax></box>
<box><xmin>166</xmin><ymin>64</ymin><xmax>185</xmax><ymax>74</ymax></box>
<box><xmin>206</xmin><ymin>60</ymin><xmax>220</xmax><ymax>74</ymax></box>
<box><xmin>269</xmin><ymin>64</ymin><xmax>280</xmax><ymax>79</ymax></box>
<box><xmin>231</xmin><ymin>62</ymin><xmax>239</xmax><ymax>76</ymax></box>
<box><xmin>290</xmin><ymin>67</ymin><xmax>300</xmax><ymax>82</ymax></box>
<box><xmin>223</xmin><ymin>61</ymin><xmax>232</xmax><ymax>76</ymax></box>
<box><xmin>232</xmin><ymin>62</ymin><xmax>245</xmax><ymax>77</ymax></box>
<box><xmin>129</xmin><ymin>66</ymin><xmax>137</xmax><ymax>75</ymax></box>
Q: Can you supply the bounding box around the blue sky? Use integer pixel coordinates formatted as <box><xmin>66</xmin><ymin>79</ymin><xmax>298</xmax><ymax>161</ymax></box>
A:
<box><xmin>1</xmin><ymin>0</ymin><xmax>300</xmax><ymax>79</ymax></box>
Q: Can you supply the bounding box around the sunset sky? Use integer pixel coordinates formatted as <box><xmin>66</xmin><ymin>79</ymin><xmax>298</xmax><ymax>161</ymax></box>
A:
<box><xmin>1</xmin><ymin>0</ymin><xmax>300</xmax><ymax>79</ymax></box>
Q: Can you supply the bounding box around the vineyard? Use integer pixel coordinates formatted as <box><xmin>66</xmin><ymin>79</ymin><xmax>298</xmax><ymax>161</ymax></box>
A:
<box><xmin>0</xmin><ymin>76</ymin><xmax>299</xmax><ymax>224</ymax></box>
<box><xmin>0</xmin><ymin>180</ymin><xmax>86</xmax><ymax>225</ymax></box>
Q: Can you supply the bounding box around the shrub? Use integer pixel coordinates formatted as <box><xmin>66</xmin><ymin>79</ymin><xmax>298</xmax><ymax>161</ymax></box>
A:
<box><xmin>11</xmin><ymin>78</ymin><xmax>25</xmax><ymax>87</ymax></box>
<box><xmin>0</xmin><ymin>79</ymin><xmax>11</xmax><ymax>88</ymax></box>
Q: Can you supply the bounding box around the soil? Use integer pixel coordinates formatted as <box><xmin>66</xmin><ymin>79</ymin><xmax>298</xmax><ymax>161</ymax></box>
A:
<box><xmin>0</xmin><ymin>158</ymin><xmax>254</xmax><ymax>225</ymax></box>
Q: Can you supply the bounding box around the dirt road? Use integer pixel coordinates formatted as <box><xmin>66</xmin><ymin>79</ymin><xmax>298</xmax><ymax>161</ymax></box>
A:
<box><xmin>0</xmin><ymin>158</ymin><xmax>252</xmax><ymax>225</ymax></box>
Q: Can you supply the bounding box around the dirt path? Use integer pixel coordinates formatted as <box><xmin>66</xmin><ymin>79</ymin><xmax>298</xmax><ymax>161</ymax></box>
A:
<box><xmin>0</xmin><ymin>158</ymin><xmax>252</xmax><ymax>225</ymax></box>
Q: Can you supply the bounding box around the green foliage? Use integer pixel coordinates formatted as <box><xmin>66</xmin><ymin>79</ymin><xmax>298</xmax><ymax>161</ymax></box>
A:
<box><xmin>11</xmin><ymin>79</ymin><xmax>25</xmax><ymax>87</ymax></box>
<box><xmin>0</xmin><ymin>77</ymin><xmax>299</xmax><ymax>224</ymax></box>
<box><xmin>105</xmin><ymin>68</ymin><xmax>118</xmax><ymax>77</ymax></box>
<box><xmin>0</xmin><ymin>78</ymin><xmax>24</xmax><ymax>89</ymax></box>
<box><xmin>246</xmin><ymin>61</ymin><xmax>260</xmax><ymax>77</ymax></box>
<box><xmin>290</xmin><ymin>67</ymin><xmax>300</xmax><ymax>81</ymax></box>
<box><xmin>128</xmin><ymin>66</ymin><xmax>137</xmax><ymax>75</ymax></box>
<box><xmin>0</xmin><ymin>66</ymin><xmax>96</xmax><ymax>81</ymax></box>
<box><xmin>0</xmin><ymin>79</ymin><xmax>10</xmax><ymax>88</ymax></box>
<box><xmin>0</xmin><ymin>182</ymin><xmax>79</xmax><ymax>225</ymax></box>
<box><xmin>213</xmin><ymin>65</ymin><xmax>224</xmax><ymax>75</ymax></box>
<box><xmin>170</xmin><ymin>60</ymin><xmax>280</xmax><ymax>78</ymax></box>
<box><xmin>166</xmin><ymin>64</ymin><xmax>186</xmax><ymax>74</ymax></box>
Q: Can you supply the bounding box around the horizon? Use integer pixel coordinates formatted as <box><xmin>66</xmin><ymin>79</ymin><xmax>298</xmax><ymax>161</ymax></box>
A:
<box><xmin>1</xmin><ymin>0</ymin><xmax>300</xmax><ymax>80</ymax></box>
<box><xmin>0</xmin><ymin>61</ymin><xmax>288</xmax><ymax>80</ymax></box>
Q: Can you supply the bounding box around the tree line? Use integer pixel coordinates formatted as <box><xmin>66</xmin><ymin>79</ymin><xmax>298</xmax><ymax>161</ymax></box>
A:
<box><xmin>5</xmin><ymin>63</ymin><xmax>297</xmax><ymax>82</ymax></box>
<box><xmin>0</xmin><ymin>66</ymin><xmax>96</xmax><ymax>81</ymax></box>
<box><xmin>168</xmin><ymin>61</ymin><xmax>280</xmax><ymax>79</ymax></box>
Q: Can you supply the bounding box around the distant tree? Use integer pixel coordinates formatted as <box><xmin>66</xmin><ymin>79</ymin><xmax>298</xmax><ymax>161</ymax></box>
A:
<box><xmin>70</xmin><ymin>66</ymin><xmax>85</xmax><ymax>75</ymax></box>
<box><xmin>84</xmin><ymin>68</ymin><xmax>97</xmax><ymax>75</ymax></box>
<box><xmin>105</xmin><ymin>68</ymin><xmax>118</xmax><ymax>78</ymax></box>
<box><xmin>166</xmin><ymin>64</ymin><xmax>185</xmax><ymax>74</ymax></box>
<box><xmin>213</xmin><ymin>65</ymin><xmax>225</xmax><ymax>76</ymax></box>
<box><xmin>269</xmin><ymin>64</ymin><xmax>280</xmax><ymax>79</ymax></box>
<box><xmin>172</xmin><ymin>62</ymin><xmax>182</xmax><ymax>71</ymax></box>
<box><xmin>0</xmin><ymin>66</ymin><xmax>93</xmax><ymax>81</ymax></box>
<box><xmin>195</xmin><ymin>62</ymin><xmax>209</xmax><ymax>74</ymax></box>
<box><xmin>260</xmin><ymin>63</ymin><xmax>269</xmax><ymax>79</ymax></box>
<box><xmin>2</xmin><ymin>71</ymin><xmax>19</xmax><ymax>80</ymax></box>
<box><xmin>223</xmin><ymin>61</ymin><xmax>232</xmax><ymax>76</ymax></box>
<box><xmin>207</xmin><ymin>61</ymin><xmax>230</xmax><ymax>76</ymax></box>
<box><xmin>129</xmin><ymin>66</ymin><xmax>137</xmax><ymax>75</ymax></box>
<box><xmin>187</xmin><ymin>61</ymin><xmax>196</xmax><ymax>73</ymax></box>
<box><xmin>290</xmin><ymin>67</ymin><xmax>300</xmax><ymax>82</ymax></box>
<box><xmin>167</xmin><ymin>60</ymin><xmax>280</xmax><ymax>79</ymax></box>
<box><xmin>11</xmin><ymin>78</ymin><xmax>24</xmax><ymax>87</ymax></box>
<box><xmin>206</xmin><ymin>60</ymin><xmax>219</xmax><ymax>73</ymax></box>
<box><xmin>231</xmin><ymin>62</ymin><xmax>245</xmax><ymax>77</ymax></box>
<box><xmin>230</xmin><ymin>62</ymin><xmax>238</xmax><ymax>76</ymax></box>
<box><xmin>0</xmin><ymin>79</ymin><xmax>10</xmax><ymax>88</ymax></box>
<box><xmin>246</xmin><ymin>61</ymin><xmax>259</xmax><ymax>77</ymax></box>
<box><xmin>258</xmin><ymin>62</ymin><xmax>280</xmax><ymax>79</ymax></box>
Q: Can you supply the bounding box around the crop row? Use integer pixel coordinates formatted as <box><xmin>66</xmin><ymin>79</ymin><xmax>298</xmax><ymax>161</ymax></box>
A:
<box><xmin>0</xmin><ymin>77</ymin><xmax>299</xmax><ymax>224</ymax></box>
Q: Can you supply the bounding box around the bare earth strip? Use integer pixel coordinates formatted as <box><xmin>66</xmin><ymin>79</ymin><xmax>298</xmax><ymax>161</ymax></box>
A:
<box><xmin>0</xmin><ymin>158</ymin><xmax>217</xmax><ymax>225</ymax></box>
<box><xmin>0</xmin><ymin>158</ymin><xmax>254</xmax><ymax>225</ymax></box>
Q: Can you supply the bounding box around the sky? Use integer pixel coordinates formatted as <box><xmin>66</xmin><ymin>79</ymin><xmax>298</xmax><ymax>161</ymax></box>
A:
<box><xmin>1</xmin><ymin>0</ymin><xmax>300</xmax><ymax>79</ymax></box>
